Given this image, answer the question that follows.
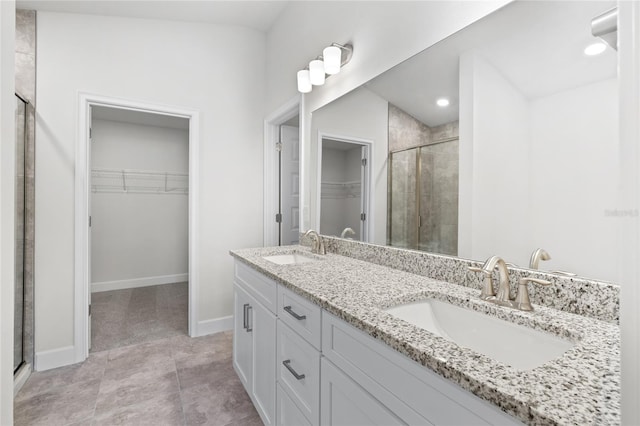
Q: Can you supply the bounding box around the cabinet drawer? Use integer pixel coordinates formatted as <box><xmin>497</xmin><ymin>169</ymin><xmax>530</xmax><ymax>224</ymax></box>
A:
<box><xmin>277</xmin><ymin>383</ymin><xmax>312</xmax><ymax>426</ymax></box>
<box><xmin>235</xmin><ymin>261</ymin><xmax>277</xmax><ymax>313</ymax></box>
<box><xmin>277</xmin><ymin>285</ymin><xmax>322</xmax><ymax>349</ymax></box>
<box><xmin>277</xmin><ymin>321</ymin><xmax>320</xmax><ymax>425</ymax></box>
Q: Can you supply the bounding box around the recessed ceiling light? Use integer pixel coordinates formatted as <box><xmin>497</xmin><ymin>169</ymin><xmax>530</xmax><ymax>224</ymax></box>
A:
<box><xmin>584</xmin><ymin>42</ymin><xmax>607</xmax><ymax>56</ymax></box>
<box><xmin>436</xmin><ymin>98</ymin><xmax>450</xmax><ymax>107</ymax></box>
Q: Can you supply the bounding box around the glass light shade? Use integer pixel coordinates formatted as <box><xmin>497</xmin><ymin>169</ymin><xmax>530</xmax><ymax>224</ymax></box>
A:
<box><xmin>323</xmin><ymin>46</ymin><xmax>342</xmax><ymax>75</ymax></box>
<box><xmin>309</xmin><ymin>59</ymin><xmax>326</xmax><ymax>85</ymax></box>
<box><xmin>297</xmin><ymin>70</ymin><xmax>312</xmax><ymax>93</ymax></box>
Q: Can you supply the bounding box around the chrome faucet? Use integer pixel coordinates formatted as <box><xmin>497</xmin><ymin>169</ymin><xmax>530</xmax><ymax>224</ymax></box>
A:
<box><xmin>529</xmin><ymin>248</ymin><xmax>551</xmax><ymax>269</ymax></box>
<box><xmin>340</xmin><ymin>227</ymin><xmax>356</xmax><ymax>239</ymax></box>
<box><xmin>481</xmin><ymin>256</ymin><xmax>512</xmax><ymax>306</ymax></box>
<box><xmin>304</xmin><ymin>230</ymin><xmax>326</xmax><ymax>255</ymax></box>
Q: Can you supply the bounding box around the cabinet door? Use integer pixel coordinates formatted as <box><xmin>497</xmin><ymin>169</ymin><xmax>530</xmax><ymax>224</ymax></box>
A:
<box><xmin>320</xmin><ymin>358</ymin><xmax>406</xmax><ymax>426</ymax></box>
<box><xmin>233</xmin><ymin>284</ymin><xmax>253</xmax><ymax>390</ymax></box>
<box><xmin>251</xmin><ymin>296</ymin><xmax>277</xmax><ymax>426</ymax></box>
<box><xmin>277</xmin><ymin>383</ymin><xmax>312</xmax><ymax>426</ymax></box>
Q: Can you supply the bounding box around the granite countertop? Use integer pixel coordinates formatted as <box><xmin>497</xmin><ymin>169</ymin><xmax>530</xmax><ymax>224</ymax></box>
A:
<box><xmin>229</xmin><ymin>245</ymin><xmax>620</xmax><ymax>426</ymax></box>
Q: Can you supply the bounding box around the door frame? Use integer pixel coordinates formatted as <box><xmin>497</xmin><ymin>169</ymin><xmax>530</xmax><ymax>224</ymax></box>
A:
<box><xmin>263</xmin><ymin>96</ymin><xmax>301</xmax><ymax>247</ymax></box>
<box><xmin>74</xmin><ymin>92</ymin><xmax>200</xmax><ymax>363</ymax></box>
<box><xmin>316</xmin><ymin>132</ymin><xmax>374</xmax><ymax>242</ymax></box>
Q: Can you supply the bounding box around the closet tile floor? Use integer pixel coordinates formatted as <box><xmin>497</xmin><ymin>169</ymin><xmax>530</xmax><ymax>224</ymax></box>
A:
<box><xmin>14</xmin><ymin>331</ymin><xmax>261</xmax><ymax>425</ymax></box>
<box><xmin>91</xmin><ymin>282</ymin><xmax>189</xmax><ymax>353</ymax></box>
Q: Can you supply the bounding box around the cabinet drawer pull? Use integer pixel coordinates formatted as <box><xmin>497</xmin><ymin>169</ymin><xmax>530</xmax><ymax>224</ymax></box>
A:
<box><xmin>282</xmin><ymin>359</ymin><xmax>305</xmax><ymax>380</ymax></box>
<box><xmin>243</xmin><ymin>303</ymin><xmax>249</xmax><ymax>330</ymax></box>
<box><xmin>284</xmin><ymin>305</ymin><xmax>306</xmax><ymax>320</ymax></box>
<box><xmin>246</xmin><ymin>305</ymin><xmax>253</xmax><ymax>332</ymax></box>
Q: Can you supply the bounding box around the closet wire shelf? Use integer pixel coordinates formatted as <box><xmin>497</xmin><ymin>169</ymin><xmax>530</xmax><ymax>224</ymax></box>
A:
<box><xmin>321</xmin><ymin>181</ymin><xmax>361</xmax><ymax>199</ymax></box>
<box><xmin>91</xmin><ymin>168</ymin><xmax>188</xmax><ymax>195</ymax></box>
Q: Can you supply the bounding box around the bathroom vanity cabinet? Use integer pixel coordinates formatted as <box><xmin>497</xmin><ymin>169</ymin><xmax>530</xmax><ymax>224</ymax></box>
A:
<box><xmin>232</xmin><ymin>260</ymin><xmax>520</xmax><ymax>426</ymax></box>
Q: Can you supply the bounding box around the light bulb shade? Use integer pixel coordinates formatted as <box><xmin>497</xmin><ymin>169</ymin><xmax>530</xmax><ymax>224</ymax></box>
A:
<box><xmin>323</xmin><ymin>45</ymin><xmax>342</xmax><ymax>75</ymax></box>
<box><xmin>309</xmin><ymin>59</ymin><xmax>325</xmax><ymax>85</ymax></box>
<box><xmin>297</xmin><ymin>70</ymin><xmax>312</xmax><ymax>93</ymax></box>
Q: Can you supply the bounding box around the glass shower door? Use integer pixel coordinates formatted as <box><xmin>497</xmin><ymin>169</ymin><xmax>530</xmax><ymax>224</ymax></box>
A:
<box><xmin>15</xmin><ymin>94</ymin><xmax>27</xmax><ymax>373</ymax></box>
<box><xmin>388</xmin><ymin>148</ymin><xmax>418</xmax><ymax>249</ymax></box>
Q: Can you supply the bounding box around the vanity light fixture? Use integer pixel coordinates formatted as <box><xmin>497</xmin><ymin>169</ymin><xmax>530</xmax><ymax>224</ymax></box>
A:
<box><xmin>309</xmin><ymin>59</ymin><xmax>326</xmax><ymax>85</ymax></box>
<box><xmin>436</xmin><ymin>98</ymin><xmax>450</xmax><ymax>107</ymax></box>
<box><xmin>296</xmin><ymin>42</ymin><xmax>353</xmax><ymax>93</ymax></box>
<box><xmin>584</xmin><ymin>42</ymin><xmax>607</xmax><ymax>56</ymax></box>
<box><xmin>297</xmin><ymin>70</ymin><xmax>312</xmax><ymax>93</ymax></box>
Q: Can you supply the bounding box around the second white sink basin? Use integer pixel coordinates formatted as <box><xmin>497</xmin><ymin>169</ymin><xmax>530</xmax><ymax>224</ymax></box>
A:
<box><xmin>384</xmin><ymin>298</ymin><xmax>574</xmax><ymax>370</ymax></box>
<box><xmin>263</xmin><ymin>252</ymin><xmax>319</xmax><ymax>265</ymax></box>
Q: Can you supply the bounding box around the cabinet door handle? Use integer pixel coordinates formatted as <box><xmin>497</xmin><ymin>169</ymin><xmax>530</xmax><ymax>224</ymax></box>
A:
<box><xmin>246</xmin><ymin>305</ymin><xmax>253</xmax><ymax>332</ymax></box>
<box><xmin>282</xmin><ymin>359</ymin><xmax>305</xmax><ymax>380</ymax></box>
<box><xmin>243</xmin><ymin>303</ymin><xmax>249</xmax><ymax>330</ymax></box>
<box><xmin>283</xmin><ymin>305</ymin><xmax>306</xmax><ymax>320</ymax></box>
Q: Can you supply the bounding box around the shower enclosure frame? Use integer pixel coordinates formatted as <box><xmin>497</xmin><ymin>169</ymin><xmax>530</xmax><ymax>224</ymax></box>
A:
<box><xmin>387</xmin><ymin>136</ymin><xmax>459</xmax><ymax>253</ymax></box>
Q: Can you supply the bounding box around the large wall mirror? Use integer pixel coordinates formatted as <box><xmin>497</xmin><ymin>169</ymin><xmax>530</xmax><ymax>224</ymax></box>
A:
<box><xmin>304</xmin><ymin>0</ymin><xmax>619</xmax><ymax>283</ymax></box>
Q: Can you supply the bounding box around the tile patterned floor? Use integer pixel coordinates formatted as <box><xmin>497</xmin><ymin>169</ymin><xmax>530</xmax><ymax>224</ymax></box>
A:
<box><xmin>15</xmin><ymin>283</ymin><xmax>260</xmax><ymax>425</ymax></box>
<box><xmin>14</xmin><ymin>331</ymin><xmax>260</xmax><ymax>425</ymax></box>
<box><xmin>90</xmin><ymin>283</ymin><xmax>189</xmax><ymax>353</ymax></box>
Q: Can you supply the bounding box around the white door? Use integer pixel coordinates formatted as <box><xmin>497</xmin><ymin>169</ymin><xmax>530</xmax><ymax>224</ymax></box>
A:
<box><xmin>88</xmin><ymin>105</ymin><xmax>93</xmax><ymax>351</ymax></box>
<box><xmin>280</xmin><ymin>125</ymin><xmax>300</xmax><ymax>245</ymax></box>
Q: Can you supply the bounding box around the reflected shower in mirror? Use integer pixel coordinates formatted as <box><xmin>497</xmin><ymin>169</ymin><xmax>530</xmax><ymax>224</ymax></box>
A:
<box><xmin>305</xmin><ymin>1</ymin><xmax>618</xmax><ymax>282</ymax></box>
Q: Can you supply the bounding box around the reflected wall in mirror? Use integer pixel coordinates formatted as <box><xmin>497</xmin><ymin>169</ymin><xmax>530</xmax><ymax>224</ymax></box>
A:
<box><xmin>305</xmin><ymin>1</ymin><xmax>618</xmax><ymax>283</ymax></box>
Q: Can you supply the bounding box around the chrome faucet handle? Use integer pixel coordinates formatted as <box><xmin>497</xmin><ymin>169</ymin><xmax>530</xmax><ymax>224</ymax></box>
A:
<box><xmin>468</xmin><ymin>266</ymin><xmax>495</xmax><ymax>300</ymax></box>
<box><xmin>514</xmin><ymin>277</ymin><xmax>551</xmax><ymax>311</ymax></box>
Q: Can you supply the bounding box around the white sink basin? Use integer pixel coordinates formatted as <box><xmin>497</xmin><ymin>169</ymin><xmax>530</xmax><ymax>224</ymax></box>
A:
<box><xmin>384</xmin><ymin>299</ymin><xmax>574</xmax><ymax>370</ymax></box>
<box><xmin>262</xmin><ymin>252</ymin><xmax>319</xmax><ymax>265</ymax></box>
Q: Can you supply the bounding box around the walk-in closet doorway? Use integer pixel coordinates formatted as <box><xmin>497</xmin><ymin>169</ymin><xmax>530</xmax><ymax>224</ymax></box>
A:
<box><xmin>75</xmin><ymin>94</ymin><xmax>200</xmax><ymax>362</ymax></box>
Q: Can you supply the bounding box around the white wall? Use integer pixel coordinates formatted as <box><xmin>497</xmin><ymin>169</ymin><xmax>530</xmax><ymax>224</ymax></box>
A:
<box><xmin>0</xmin><ymin>2</ymin><xmax>15</xmax><ymax>423</ymax></box>
<box><xmin>459</xmin><ymin>53</ymin><xmax>531</xmax><ymax>266</ymax></box>
<box><xmin>459</xmin><ymin>53</ymin><xmax>619</xmax><ymax>280</ymax></box>
<box><xmin>91</xmin><ymin>119</ymin><xmax>188</xmax><ymax>290</ymax></box>
<box><xmin>310</xmin><ymin>87</ymin><xmax>388</xmax><ymax>244</ymax></box>
<box><xmin>529</xmin><ymin>79</ymin><xmax>618</xmax><ymax>282</ymax></box>
<box><xmin>35</xmin><ymin>12</ymin><xmax>265</xmax><ymax>360</ymax></box>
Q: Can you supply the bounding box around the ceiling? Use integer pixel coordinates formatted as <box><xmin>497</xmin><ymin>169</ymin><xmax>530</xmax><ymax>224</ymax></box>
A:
<box><xmin>16</xmin><ymin>0</ymin><xmax>288</xmax><ymax>32</ymax></box>
<box><xmin>365</xmin><ymin>1</ymin><xmax>617</xmax><ymax>128</ymax></box>
<box><xmin>92</xmin><ymin>106</ymin><xmax>190</xmax><ymax>130</ymax></box>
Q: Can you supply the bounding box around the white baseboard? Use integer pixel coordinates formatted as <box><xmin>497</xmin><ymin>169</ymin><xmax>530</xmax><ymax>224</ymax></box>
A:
<box><xmin>91</xmin><ymin>273</ymin><xmax>188</xmax><ymax>293</ymax></box>
<box><xmin>35</xmin><ymin>345</ymin><xmax>76</xmax><ymax>371</ymax></box>
<box><xmin>195</xmin><ymin>315</ymin><xmax>233</xmax><ymax>337</ymax></box>
<box><xmin>14</xmin><ymin>363</ymin><xmax>32</xmax><ymax>395</ymax></box>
